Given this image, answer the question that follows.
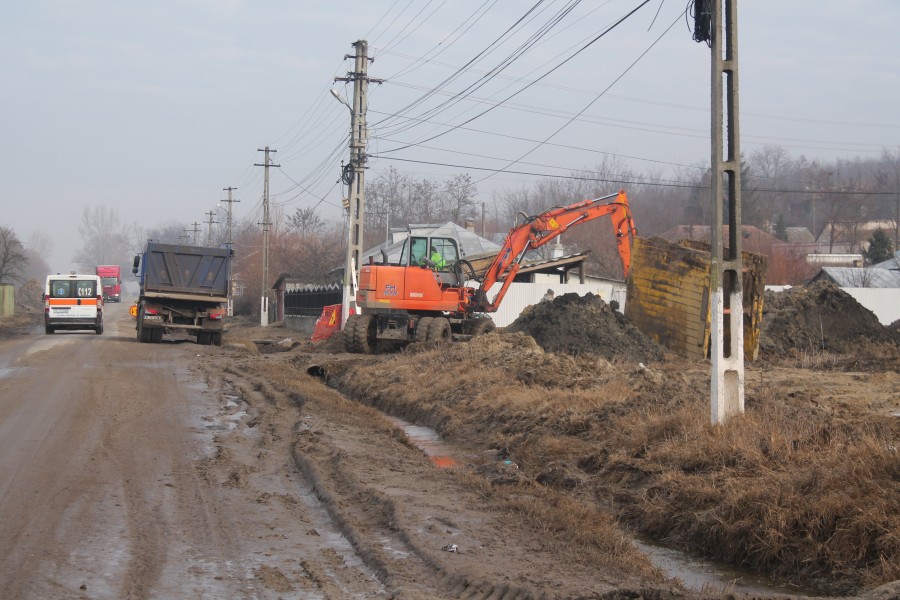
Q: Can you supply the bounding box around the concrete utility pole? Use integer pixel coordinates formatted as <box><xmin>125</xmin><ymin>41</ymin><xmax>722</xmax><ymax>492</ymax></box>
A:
<box><xmin>190</xmin><ymin>222</ymin><xmax>201</xmax><ymax>245</ymax></box>
<box><xmin>254</xmin><ymin>147</ymin><xmax>279</xmax><ymax>326</ymax></box>
<box><xmin>709</xmin><ymin>0</ymin><xmax>744</xmax><ymax>424</ymax></box>
<box><xmin>221</xmin><ymin>186</ymin><xmax>240</xmax><ymax>316</ymax></box>
<box><xmin>205</xmin><ymin>210</ymin><xmax>217</xmax><ymax>247</ymax></box>
<box><xmin>334</xmin><ymin>40</ymin><xmax>383</xmax><ymax>329</ymax></box>
<box><xmin>221</xmin><ymin>186</ymin><xmax>240</xmax><ymax>249</ymax></box>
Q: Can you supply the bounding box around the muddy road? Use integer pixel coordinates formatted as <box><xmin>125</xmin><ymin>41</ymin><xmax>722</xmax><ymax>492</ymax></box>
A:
<box><xmin>0</xmin><ymin>306</ymin><xmax>392</xmax><ymax>599</ymax></box>
<box><xmin>0</xmin><ymin>306</ymin><xmax>679</xmax><ymax>599</ymax></box>
<box><xmin>1</xmin><ymin>303</ymin><xmax>896</xmax><ymax>600</ymax></box>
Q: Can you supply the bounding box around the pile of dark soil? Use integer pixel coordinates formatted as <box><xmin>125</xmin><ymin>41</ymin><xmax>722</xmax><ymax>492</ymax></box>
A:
<box><xmin>760</xmin><ymin>281</ymin><xmax>899</xmax><ymax>354</ymax></box>
<box><xmin>505</xmin><ymin>292</ymin><xmax>664</xmax><ymax>363</ymax></box>
<box><xmin>0</xmin><ymin>306</ymin><xmax>42</xmax><ymax>339</ymax></box>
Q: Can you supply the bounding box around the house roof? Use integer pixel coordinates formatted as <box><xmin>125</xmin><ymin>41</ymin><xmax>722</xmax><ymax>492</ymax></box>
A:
<box><xmin>813</xmin><ymin>266</ymin><xmax>900</xmax><ymax>288</ymax></box>
<box><xmin>658</xmin><ymin>224</ymin><xmax>781</xmax><ymax>252</ymax></box>
<box><xmin>873</xmin><ymin>251</ymin><xmax>900</xmax><ymax>270</ymax></box>
<box><xmin>784</xmin><ymin>227</ymin><xmax>815</xmax><ymax>243</ymax></box>
<box><xmin>362</xmin><ymin>222</ymin><xmax>501</xmax><ymax>264</ymax></box>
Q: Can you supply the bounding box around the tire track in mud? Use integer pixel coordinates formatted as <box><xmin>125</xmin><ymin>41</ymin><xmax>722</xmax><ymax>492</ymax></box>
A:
<box><xmin>219</xmin><ymin>360</ymin><xmax>631</xmax><ymax>600</ymax></box>
<box><xmin>208</xmin><ymin>365</ymin><xmax>391</xmax><ymax>598</ymax></box>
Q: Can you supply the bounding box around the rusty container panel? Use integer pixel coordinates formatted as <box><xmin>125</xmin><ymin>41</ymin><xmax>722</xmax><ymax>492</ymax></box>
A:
<box><xmin>626</xmin><ymin>237</ymin><xmax>766</xmax><ymax>360</ymax></box>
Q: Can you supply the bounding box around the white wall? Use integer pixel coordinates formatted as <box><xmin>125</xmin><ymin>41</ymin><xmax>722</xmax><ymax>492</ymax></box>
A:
<box><xmin>487</xmin><ymin>281</ymin><xmax>626</xmax><ymax>328</ymax></box>
<box><xmin>842</xmin><ymin>288</ymin><xmax>900</xmax><ymax>325</ymax></box>
<box><xmin>765</xmin><ymin>286</ymin><xmax>900</xmax><ymax>325</ymax></box>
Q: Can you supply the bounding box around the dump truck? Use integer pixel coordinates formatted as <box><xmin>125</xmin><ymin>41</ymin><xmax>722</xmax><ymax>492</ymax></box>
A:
<box><xmin>132</xmin><ymin>242</ymin><xmax>231</xmax><ymax>345</ymax></box>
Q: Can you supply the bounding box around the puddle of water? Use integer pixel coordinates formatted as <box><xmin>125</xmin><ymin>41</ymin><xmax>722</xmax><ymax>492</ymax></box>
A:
<box><xmin>634</xmin><ymin>540</ymin><xmax>813</xmax><ymax>596</ymax></box>
<box><xmin>369</xmin><ymin>411</ymin><xmax>817</xmax><ymax>596</ymax></box>
<box><xmin>384</xmin><ymin>417</ymin><xmax>457</xmax><ymax>468</ymax></box>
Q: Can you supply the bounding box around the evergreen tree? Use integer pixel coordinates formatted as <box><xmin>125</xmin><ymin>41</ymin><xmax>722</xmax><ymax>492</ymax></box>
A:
<box><xmin>774</xmin><ymin>214</ymin><xmax>788</xmax><ymax>241</ymax></box>
<box><xmin>863</xmin><ymin>229</ymin><xmax>894</xmax><ymax>265</ymax></box>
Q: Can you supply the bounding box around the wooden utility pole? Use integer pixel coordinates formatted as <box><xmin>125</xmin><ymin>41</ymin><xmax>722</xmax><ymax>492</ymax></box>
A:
<box><xmin>254</xmin><ymin>147</ymin><xmax>279</xmax><ymax>326</ymax></box>
<box><xmin>334</xmin><ymin>40</ymin><xmax>382</xmax><ymax>329</ymax></box>
<box><xmin>709</xmin><ymin>0</ymin><xmax>744</xmax><ymax>424</ymax></box>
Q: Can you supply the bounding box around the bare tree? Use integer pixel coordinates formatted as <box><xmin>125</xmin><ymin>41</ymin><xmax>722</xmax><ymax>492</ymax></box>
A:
<box><xmin>440</xmin><ymin>173</ymin><xmax>477</xmax><ymax>223</ymax></box>
<box><xmin>0</xmin><ymin>226</ymin><xmax>27</xmax><ymax>283</ymax></box>
<box><xmin>74</xmin><ymin>205</ymin><xmax>131</xmax><ymax>271</ymax></box>
<box><xmin>289</xmin><ymin>206</ymin><xmax>325</xmax><ymax>237</ymax></box>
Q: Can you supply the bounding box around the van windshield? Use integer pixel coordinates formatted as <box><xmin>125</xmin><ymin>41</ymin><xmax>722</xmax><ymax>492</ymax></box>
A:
<box><xmin>49</xmin><ymin>280</ymin><xmax>97</xmax><ymax>299</ymax></box>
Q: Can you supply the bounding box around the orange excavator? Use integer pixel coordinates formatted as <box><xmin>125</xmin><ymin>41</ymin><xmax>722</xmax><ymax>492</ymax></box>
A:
<box><xmin>344</xmin><ymin>189</ymin><xmax>636</xmax><ymax>353</ymax></box>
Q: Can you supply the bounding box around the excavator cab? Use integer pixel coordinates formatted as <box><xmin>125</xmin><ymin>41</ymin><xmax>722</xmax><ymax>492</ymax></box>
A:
<box><xmin>401</xmin><ymin>236</ymin><xmax>460</xmax><ymax>274</ymax></box>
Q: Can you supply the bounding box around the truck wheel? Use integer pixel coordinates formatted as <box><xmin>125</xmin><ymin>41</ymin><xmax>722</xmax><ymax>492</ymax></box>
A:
<box><xmin>212</xmin><ymin>332</ymin><xmax>223</xmax><ymax>346</ymax></box>
<box><xmin>137</xmin><ymin>321</ymin><xmax>150</xmax><ymax>343</ymax></box>
<box><xmin>347</xmin><ymin>314</ymin><xmax>376</xmax><ymax>354</ymax></box>
<box><xmin>414</xmin><ymin>317</ymin><xmax>433</xmax><ymax>343</ymax></box>
<box><xmin>197</xmin><ymin>331</ymin><xmax>211</xmax><ymax>345</ymax></box>
<box><xmin>45</xmin><ymin>325</ymin><xmax>54</xmax><ymax>335</ymax></box>
<box><xmin>151</xmin><ymin>328</ymin><xmax>163</xmax><ymax>343</ymax></box>
<box><xmin>427</xmin><ymin>317</ymin><xmax>451</xmax><ymax>342</ymax></box>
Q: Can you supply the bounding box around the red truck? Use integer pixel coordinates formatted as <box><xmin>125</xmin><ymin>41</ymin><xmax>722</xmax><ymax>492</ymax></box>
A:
<box><xmin>95</xmin><ymin>265</ymin><xmax>122</xmax><ymax>303</ymax></box>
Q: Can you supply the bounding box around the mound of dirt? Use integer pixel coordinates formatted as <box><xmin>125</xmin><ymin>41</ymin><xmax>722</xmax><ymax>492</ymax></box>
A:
<box><xmin>504</xmin><ymin>292</ymin><xmax>664</xmax><ymax>363</ymax></box>
<box><xmin>760</xmin><ymin>281</ymin><xmax>899</xmax><ymax>354</ymax></box>
<box><xmin>0</xmin><ymin>306</ymin><xmax>42</xmax><ymax>339</ymax></box>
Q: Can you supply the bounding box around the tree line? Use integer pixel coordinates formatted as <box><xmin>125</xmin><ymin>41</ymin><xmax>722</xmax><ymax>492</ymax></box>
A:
<box><xmin>2</xmin><ymin>146</ymin><xmax>896</xmax><ymax>314</ymax></box>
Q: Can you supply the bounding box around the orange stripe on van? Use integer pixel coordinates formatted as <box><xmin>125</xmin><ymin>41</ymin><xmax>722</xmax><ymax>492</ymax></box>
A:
<box><xmin>48</xmin><ymin>298</ymin><xmax>98</xmax><ymax>306</ymax></box>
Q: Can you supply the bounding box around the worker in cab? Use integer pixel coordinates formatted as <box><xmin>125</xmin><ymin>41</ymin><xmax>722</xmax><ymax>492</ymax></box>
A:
<box><xmin>428</xmin><ymin>245</ymin><xmax>445</xmax><ymax>270</ymax></box>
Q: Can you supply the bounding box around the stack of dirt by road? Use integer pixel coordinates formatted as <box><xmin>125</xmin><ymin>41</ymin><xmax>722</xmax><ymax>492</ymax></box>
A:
<box><xmin>760</xmin><ymin>281</ymin><xmax>900</xmax><ymax>355</ymax></box>
<box><xmin>505</xmin><ymin>292</ymin><xmax>664</xmax><ymax>363</ymax></box>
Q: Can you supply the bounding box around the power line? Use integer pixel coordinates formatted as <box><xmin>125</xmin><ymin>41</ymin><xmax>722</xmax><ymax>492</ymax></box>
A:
<box><xmin>369</xmin><ymin>154</ymin><xmax>900</xmax><ymax>196</ymax></box>
<box><xmin>375</xmin><ymin>1</ymin><xmax>652</xmax><ymax>155</ymax></box>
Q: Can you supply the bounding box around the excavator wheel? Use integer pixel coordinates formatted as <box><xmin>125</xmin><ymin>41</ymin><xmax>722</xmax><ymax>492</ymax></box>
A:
<box><xmin>469</xmin><ymin>319</ymin><xmax>496</xmax><ymax>337</ymax></box>
<box><xmin>414</xmin><ymin>317</ymin><xmax>433</xmax><ymax>343</ymax></box>
<box><xmin>426</xmin><ymin>317</ymin><xmax>451</xmax><ymax>343</ymax></box>
<box><xmin>347</xmin><ymin>314</ymin><xmax>377</xmax><ymax>354</ymax></box>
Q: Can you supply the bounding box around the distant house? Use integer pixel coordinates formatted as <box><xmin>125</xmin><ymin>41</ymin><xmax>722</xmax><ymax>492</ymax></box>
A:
<box><xmin>806</xmin><ymin>251</ymin><xmax>900</xmax><ymax>324</ymax></box>
<box><xmin>658</xmin><ymin>224</ymin><xmax>780</xmax><ymax>256</ymax></box>
<box><xmin>816</xmin><ymin>219</ymin><xmax>896</xmax><ymax>250</ymax></box>
<box><xmin>810</xmin><ymin>266</ymin><xmax>900</xmax><ymax>288</ymax></box>
<box><xmin>783</xmin><ymin>227</ymin><xmax>815</xmax><ymax>243</ymax></box>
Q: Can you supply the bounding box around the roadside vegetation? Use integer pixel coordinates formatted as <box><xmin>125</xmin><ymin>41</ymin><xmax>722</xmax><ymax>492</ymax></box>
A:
<box><xmin>314</xmin><ymin>333</ymin><xmax>898</xmax><ymax>596</ymax></box>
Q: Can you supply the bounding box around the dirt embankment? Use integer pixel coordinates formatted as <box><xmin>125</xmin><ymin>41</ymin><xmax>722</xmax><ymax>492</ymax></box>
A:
<box><xmin>505</xmin><ymin>292</ymin><xmax>664</xmax><ymax>363</ymax></box>
<box><xmin>760</xmin><ymin>281</ymin><xmax>900</xmax><ymax>356</ymax></box>
<box><xmin>282</xmin><ymin>282</ymin><xmax>899</xmax><ymax>597</ymax></box>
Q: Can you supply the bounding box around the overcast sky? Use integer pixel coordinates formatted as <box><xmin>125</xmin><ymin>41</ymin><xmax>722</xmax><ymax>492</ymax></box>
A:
<box><xmin>2</xmin><ymin>0</ymin><xmax>898</xmax><ymax>273</ymax></box>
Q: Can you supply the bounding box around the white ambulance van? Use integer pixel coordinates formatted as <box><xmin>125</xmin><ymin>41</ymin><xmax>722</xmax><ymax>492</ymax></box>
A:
<box><xmin>44</xmin><ymin>273</ymin><xmax>104</xmax><ymax>335</ymax></box>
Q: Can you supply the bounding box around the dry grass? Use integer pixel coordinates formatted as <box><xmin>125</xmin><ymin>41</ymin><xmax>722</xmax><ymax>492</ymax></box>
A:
<box><xmin>322</xmin><ymin>332</ymin><xmax>900</xmax><ymax>595</ymax></box>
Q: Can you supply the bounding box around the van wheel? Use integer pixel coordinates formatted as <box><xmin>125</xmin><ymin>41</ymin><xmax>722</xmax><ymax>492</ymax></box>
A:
<box><xmin>45</xmin><ymin>325</ymin><xmax>54</xmax><ymax>335</ymax></box>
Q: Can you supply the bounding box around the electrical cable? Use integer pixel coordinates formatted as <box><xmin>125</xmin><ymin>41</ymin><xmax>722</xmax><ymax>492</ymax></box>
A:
<box><xmin>377</xmin><ymin>0</ymin><xmax>651</xmax><ymax>156</ymax></box>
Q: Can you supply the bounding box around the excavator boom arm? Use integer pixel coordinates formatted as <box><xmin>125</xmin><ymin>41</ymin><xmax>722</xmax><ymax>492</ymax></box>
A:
<box><xmin>472</xmin><ymin>190</ymin><xmax>636</xmax><ymax>313</ymax></box>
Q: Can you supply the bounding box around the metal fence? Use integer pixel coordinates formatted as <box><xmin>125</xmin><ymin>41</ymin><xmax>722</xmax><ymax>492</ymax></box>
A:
<box><xmin>284</xmin><ymin>283</ymin><xmax>342</xmax><ymax>317</ymax></box>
